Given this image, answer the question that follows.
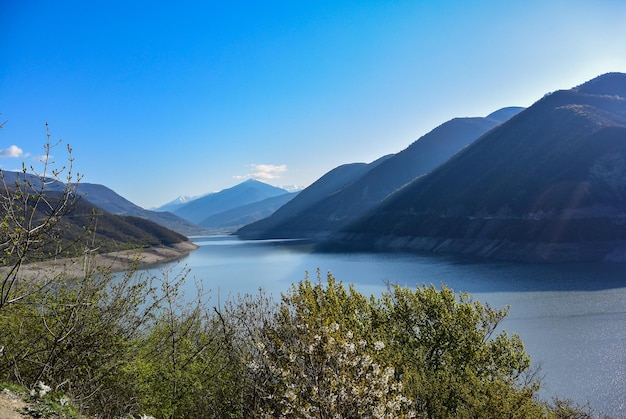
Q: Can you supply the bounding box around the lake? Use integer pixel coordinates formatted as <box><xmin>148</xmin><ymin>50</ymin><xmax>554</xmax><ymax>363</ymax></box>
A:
<box><xmin>146</xmin><ymin>235</ymin><xmax>626</xmax><ymax>417</ymax></box>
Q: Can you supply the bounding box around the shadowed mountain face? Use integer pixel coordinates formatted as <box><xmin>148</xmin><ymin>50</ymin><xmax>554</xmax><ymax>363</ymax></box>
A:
<box><xmin>335</xmin><ymin>73</ymin><xmax>626</xmax><ymax>262</ymax></box>
<box><xmin>76</xmin><ymin>183</ymin><xmax>206</xmax><ymax>236</ymax></box>
<box><xmin>238</xmin><ymin>108</ymin><xmax>523</xmax><ymax>239</ymax></box>
<box><xmin>0</xmin><ymin>184</ymin><xmax>189</xmax><ymax>263</ymax></box>
<box><xmin>237</xmin><ymin>158</ymin><xmax>390</xmax><ymax>238</ymax></box>
<box><xmin>199</xmin><ymin>192</ymin><xmax>297</xmax><ymax>231</ymax></box>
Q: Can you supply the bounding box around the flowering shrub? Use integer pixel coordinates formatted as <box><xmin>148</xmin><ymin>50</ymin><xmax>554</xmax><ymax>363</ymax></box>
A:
<box><xmin>250</xmin><ymin>321</ymin><xmax>413</xmax><ymax>418</ymax></box>
<box><xmin>232</xmin><ymin>273</ymin><xmax>551</xmax><ymax>418</ymax></box>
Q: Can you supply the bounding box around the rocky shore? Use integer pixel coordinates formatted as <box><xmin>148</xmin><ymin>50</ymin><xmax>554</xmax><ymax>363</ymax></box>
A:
<box><xmin>327</xmin><ymin>232</ymin><xmax>626</xmax><ymax>263</ymax></box>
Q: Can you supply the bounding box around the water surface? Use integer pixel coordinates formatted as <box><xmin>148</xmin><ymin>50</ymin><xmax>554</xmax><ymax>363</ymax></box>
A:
<box><xmin>148</xmin><ymin>236</ymin><xmax>626</xmax><ymax>417</ymax></box>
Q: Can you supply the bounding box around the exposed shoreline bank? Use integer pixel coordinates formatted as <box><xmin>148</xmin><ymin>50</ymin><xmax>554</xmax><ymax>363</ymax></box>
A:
<box><xmin>7</xmin><ymin>241</ymin><xmax>199</xmax><ymax>279</ymax></box>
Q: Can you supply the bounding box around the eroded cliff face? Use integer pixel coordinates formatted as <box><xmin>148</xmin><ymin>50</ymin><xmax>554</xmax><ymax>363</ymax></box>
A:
<box><xmin>338</xmin><ymin>223</ymin><xmax>621</xmax><ymax>260</ymax></box>
<box><xmin>330</xmin><ymin>152</ymin><xmax>626</xmax><ymax>263</ymax></box>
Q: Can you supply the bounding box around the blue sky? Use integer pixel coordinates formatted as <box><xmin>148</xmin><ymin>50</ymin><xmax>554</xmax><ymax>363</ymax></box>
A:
<box><xmin>2</xmin><ymin>1</ymin><xmax>626</xmax><ymax>208</ymax></box>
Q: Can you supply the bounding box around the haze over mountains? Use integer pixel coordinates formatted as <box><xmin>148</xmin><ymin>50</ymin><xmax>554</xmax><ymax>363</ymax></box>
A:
<box><xmin>165</xmin><ymin>179</ymin><xmax>293</xmax><ymax>228</ymax></box>
<box><xmin>76</xmin><ymin>179</ymin><xmax>298</xmax><ymax>235</ymax></box>
<box><xmin>20</xmin><ymin>72</ymin><xmax>626</xmax><ymax>263</ymax></box>
<box><xmin>237</xmin><ymin>72</ymin><xmax>626</xmax><ymax>262</ymax></box>
<box><xmin>238</xmin><ymin>107</ymin><xmax>525</xmax><ymax>239</ymax></box>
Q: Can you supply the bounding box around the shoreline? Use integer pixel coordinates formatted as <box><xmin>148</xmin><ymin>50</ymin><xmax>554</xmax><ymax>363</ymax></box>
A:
<box><xmin>6</xmin><ymin>241</ymin><xmax>199</xmax><ymax>280</ymax></box>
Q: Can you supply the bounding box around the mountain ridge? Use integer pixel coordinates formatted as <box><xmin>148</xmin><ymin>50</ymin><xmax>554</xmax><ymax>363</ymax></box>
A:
<box><xmin>172</xmin><ymin>179</ymin><xmax>289</xmax><ymax>225</ymax></box>
<box><xmin>238</xmin><ymin>107</ymin><xmax>524</xmax><ymax>239</ymax></box>
<box><xmin>76</xmin><ymin>183</ymin><xmax>208</xmax><ymax>236</ymax></box>
<box><xmin>331</xmin><ymin>72</ymin><xmax>626</xmax><ymax>262</ymax></box>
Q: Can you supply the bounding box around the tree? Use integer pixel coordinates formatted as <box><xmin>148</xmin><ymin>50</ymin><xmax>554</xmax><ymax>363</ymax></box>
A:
<box><xmin>0</xmin><ymin>122</ymin><xmax>82</xmax><ymax>309</ymax></box>
<box><xmin>224</xmin><ymin>273</ymin><xmax>551</xmax><ymax>418</ymax></box>
<box><xmin>245</xmin><ymin>272</ymin><xmax>412</xmax><ymax>418</ymax></box>
<box><xmin>131</xmin><ymin>267</ymin><xmax>239</xmax><ymax>418</ymax></box>
<box><xmin>380</xmin><ymin>284</ymin><xmax>546</xmax><ymax>417</ymax></box>
<box><xmin>0</xmin><ymin>123</ymin><xmax>161</xmax><ymax>416</ymax></box>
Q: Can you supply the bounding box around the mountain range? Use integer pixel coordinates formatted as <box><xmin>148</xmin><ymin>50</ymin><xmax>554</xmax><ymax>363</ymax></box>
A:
<box><xmin>75</xmin><ymin>179</ymin><xmax>297</xmax><ymax>235</ymax></box>
<box><xmin>167</xmin><ymin>179</ymin><xmax>293</xmax><ymax>228</ymax></box>
<box><xmin>12</xmin><ymin>72</ymin><xmax>626</xmax><ymax>264</ymax></box>
<box><xmin>331</xmin><ymin>72</ymin><xmax>626</xmax><ymax>262</ymax></box>
<box><xmin>236</xmin><ymin>72</ymin><xmax>626</xmax><ymax>262</ymax></box>
<box><xmin>76</xmin><ymin>183</ymin><xmax>207</xmax><ymax>236</ymax></box>
<box><xmin>0</xmin><ymin>177</ymin><xmax>190</xmax><ymax>263</ymax></box>
<box><xmin>238</xmin><ymin>107</ymin><xmax>524</xmax><ymax>239</ymax></box>
<box><xmin>0</xmin><ymin>172</ymin><xmax>294</xmax><ymax>263</ymax></box>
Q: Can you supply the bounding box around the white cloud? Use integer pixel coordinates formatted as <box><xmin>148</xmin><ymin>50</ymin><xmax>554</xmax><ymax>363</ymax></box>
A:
<box><xmin>0</xmin><ymin>145</ymin><xmax>24</xmax><ymax>158</ymax></box>
<box><xmin>234</xmin><ymin>164</ymin><xmax>287</xmax><ymax>181</ymax></box>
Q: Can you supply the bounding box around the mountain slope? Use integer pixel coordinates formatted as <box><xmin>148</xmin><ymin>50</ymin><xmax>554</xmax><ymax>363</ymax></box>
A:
<box><xmin>173</xmin><ymin>179</ymin><xmax>289</xmax><ymax>224</ymax></box>
<box><xmin>77</xmin><ymin>183</ymin><xmax>207</xmax><ymax>236</ymax></box>
<box><xmin>0</xmin><ymin>184</ymin><xmax>191</xmax><ymax>265</ymax></box>
<box><xmin>335</xmin><ymin>73</ymin><xmax>626</xmax><ymax>262</ymax></box>
<box><xmin>199</xmin><ymin>192</ymin><xmax>298</xmax><ymax>230</ymax></box>
<box><xmin>155</xmin><ymin>194</ymin><xmax>209</xmax><ymax>213</ymax></box>
<box><xmin>238</xmin><ymin>108</ymin><xmax>522</xmax><ymax>239</ymax></box>
<box><xmin>237</xmin><ymin>157</ymin><xmax>392</xmax><ymax>238</ymax></box>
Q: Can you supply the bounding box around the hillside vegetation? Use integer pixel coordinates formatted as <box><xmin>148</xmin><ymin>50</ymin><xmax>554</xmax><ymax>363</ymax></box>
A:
<box><xmin>76</xmin><ymin>182</ymin><xmax>206</xmax><ymax>237</ymax></box>
<box><xmin>0</xmin><ymin>269</ymin><xmax>595</xmax><ymax>418</ymax></box>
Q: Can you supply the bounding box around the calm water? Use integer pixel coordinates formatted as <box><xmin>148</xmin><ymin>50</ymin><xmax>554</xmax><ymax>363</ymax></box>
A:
<box><xmin>147</xmin><ymin>236</ymin><xmax>626</xmax><ymax>417</ymax></box>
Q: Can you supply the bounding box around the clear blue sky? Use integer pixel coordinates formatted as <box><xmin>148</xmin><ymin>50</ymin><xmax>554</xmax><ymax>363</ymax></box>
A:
<box><xmin>2</xmin><ymin>1</ymin><xmax>625</xmax><ymax>208</ymax></box>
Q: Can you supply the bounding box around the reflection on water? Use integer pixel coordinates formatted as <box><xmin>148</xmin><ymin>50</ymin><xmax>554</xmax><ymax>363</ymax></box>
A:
<box><xmin>144</xmin><ymin>236</ymin><xmax>626</xmax><ymax>417</ymax></box>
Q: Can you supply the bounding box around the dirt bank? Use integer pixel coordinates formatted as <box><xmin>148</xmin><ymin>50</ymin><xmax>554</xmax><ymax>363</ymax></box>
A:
<box><xmin>0</xmin><ymin>389</ymin><xmax>27</xmax><ymax>419</ymax></box>
<box><xmin>7</xmin><ymin>241</ymin><xmax>199</xmax><ymax>280</ymax></box>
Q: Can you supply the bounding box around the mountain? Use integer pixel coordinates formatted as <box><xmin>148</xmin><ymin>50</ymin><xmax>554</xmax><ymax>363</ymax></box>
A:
<box><xmin>238</xmin><ymin>107</ymin><xmax>523</xmax><ymax>239</ymax></box>
<box><xmin>486</xmin><ymin>106</ymin><xmax>526</xmax><ymax>123</ymax></box>
<box><xmin>154</xmin><ymin>194</ymin><xmax>211</xmax><ymax>213</ymax></box>
<box><xmin>237</xmin><ymin>156</ymin><xmax>392</xmax><ymax>238</ymax></box>
<box><xmin>172</xmin><ymin>179</ymin><xmax>289</xmax><ymax>224</ymax></box>
<box><xmin>0</xmin><ymin>180</ymin><xmax>191</xmax><ymax>264</ymax></box>
<box><xmin>333</xmin><ymin>73</ymin><xmax>626</xmax><ymax>262</ymax></box>
<box><xmin>574</xmin><ymin>71</ymin><xmax>626</xmax><ymax>98</ymax></box>
<box><xmin>199</xmin><ymin>192</ymin><xmax>298</xmax><ymax>231</ymax></box>
<box><xmin>0</xmin><ymin>170</ymin><xmax>67</xmax><ymax>192</ymax></box>
<box><xmin>77</xmin><ymin>183</ymin><xmax>207</xmax><ymax>236</ymax></box>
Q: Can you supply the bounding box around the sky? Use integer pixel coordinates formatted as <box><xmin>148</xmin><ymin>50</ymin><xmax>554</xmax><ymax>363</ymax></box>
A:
<box><xmin>1</xmin><ymin>1</ymin><xmax>626</xmax><ymax>209</ymax></box>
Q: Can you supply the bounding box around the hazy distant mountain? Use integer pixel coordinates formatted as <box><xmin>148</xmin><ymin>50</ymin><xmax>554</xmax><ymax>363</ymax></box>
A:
<box><xmin>279</xmin><ymin>185</ymin><xmax>306</xmax><ymax>193</ymax></box>
<box><xmin>199</xmin><ymin>192</ymin><xmax>298</xmax><ymax>231</ymax></box>
<box><xmin>77</xmin><ymin>183</ymin><xmax>207</xmax><ymax>236</ymax></box>
<box><xmin>334</xmin><ymin>73</ymin><xmax>626</xmax><ymax>262</ymax></box>
<box><xmin>154</xmin><ymin>194</ymin><xmax>210</xmax><ymax>213</ymax></box>
<box><xmin>238</xmin><ymin>107</ymin><xmax>523</xmax><ymax>239</ymax></box>
<box><xmin>173</xmin><ymin>179</ymin><xmax>289</xmax><ymax>224</ymax></box>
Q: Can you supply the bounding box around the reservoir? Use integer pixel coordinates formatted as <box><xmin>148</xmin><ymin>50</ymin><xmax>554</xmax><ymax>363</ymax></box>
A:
<box><xmin>150</xmin><ymin>235</ymin><xmax>626</xmax><ymax>417</ymax></box>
